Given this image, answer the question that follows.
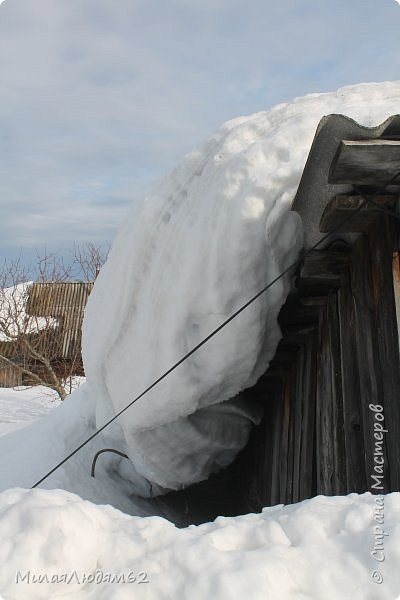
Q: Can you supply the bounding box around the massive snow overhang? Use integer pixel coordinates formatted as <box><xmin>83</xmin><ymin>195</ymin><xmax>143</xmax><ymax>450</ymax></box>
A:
<box><xmin>81</xmin><ymin>84</ymin><xmax>400</xmax><ymax>504</ymax></box>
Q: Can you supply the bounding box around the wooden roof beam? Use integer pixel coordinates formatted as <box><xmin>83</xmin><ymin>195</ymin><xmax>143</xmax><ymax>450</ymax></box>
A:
<box><xmin>319</xmin><ymin>194</ymin><xmax>396</xmax><ymax>233</ymax></box>
<box><xmin>297</xmin><ymin>249</ymin><xmax>351</xmax><ymax>294</ymax></box>
<box><xmin>329</xmin><ymin>139</ymin><xmax>400</xmax><ymax>186</ymax></box>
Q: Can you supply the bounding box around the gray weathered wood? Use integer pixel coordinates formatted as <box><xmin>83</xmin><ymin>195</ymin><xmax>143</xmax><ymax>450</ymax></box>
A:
<box><xmin>298</xmin><ymin>249</ymin><xmax>351</xmax><ymax>294</ymax></box>
<box><xmin>349</xmin><ymin>232</ymin><xmax>385</xmax><ymax>491</ymax></box>
<box><xmin>338</xmin><ymin>270</ymin><xmax>368</xmax><ymax>493</ymax></box>
<box><xmin>329</xmin><ymin>139</ymin><xmax>400</xmax><ymax>185</ymax></box>
<box><xmin>319</xmin><ymin>194</ymin><xmax>396</xmax><ymax>233</ymax></box>
<box><xmin>315</xmin><ymin>294</ymin><xmax>346</xmax><ymax>495</ymax></box>
<box><xmin>368</xmin><ymin>216</ymin><xmax>400</xmax><ymax>491</ymax></box>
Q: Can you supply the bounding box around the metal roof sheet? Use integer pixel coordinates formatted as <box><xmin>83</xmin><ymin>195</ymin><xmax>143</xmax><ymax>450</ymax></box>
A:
<box><xmin>26</xmin><ymin>282</ymin><xmax>94</xmax><ymax>317</ymax></box>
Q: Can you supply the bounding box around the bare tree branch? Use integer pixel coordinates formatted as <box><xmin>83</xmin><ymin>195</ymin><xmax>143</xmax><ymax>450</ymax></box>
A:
<box><xmin>72</xmin><ymin>241</ymin><xmax>110</xmax><ymax>281</ymax></box>
<box><xmin>0</xmin><ymin>243</ymin><xmax>107</xmax><ymax>400</ymax></box>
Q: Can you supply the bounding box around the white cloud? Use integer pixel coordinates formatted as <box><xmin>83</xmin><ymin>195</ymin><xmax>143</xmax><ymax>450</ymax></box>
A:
<box><xmin>0</xmin><ymin>0</ymin><xmax>399</xmax><ymax>261</ymax></box>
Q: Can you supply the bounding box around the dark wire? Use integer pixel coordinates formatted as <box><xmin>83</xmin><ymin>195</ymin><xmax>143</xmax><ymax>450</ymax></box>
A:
<box><xmin>30</xmin><ymin>169</ymin><xmax>400</xmax><ymax>489</ymax></box>
<box><xmin>90</xmin><ymin>448</ymin><xmax>129</xmax><ymax>477</ymax></box>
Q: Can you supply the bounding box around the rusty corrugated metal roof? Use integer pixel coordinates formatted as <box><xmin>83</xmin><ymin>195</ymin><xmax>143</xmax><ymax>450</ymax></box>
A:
<box><xmin>25</xmin><ymin>282</ymin><xmax>94</xmax><ymax>358</ymax></box>
<box><xmin>26</xmin><ymin>282</ymin><xmax>94</xmax><ymax>317</ymax></box>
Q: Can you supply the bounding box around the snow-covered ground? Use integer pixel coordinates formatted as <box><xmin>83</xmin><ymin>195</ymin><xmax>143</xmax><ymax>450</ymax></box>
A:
<box><xmin>0</xmin><ymin>388</ymin><xmax>399</xmax><ymax>599</ymax></box>
<box><xmin>0</xmin><ymin>485</ymin><xmax>399</xmax><ymax>600</ymax></box>
<box><xmin>0</xmin><ymin>386</ymin><xmax>60</xmax><ymax>435</ymax></box>
<box><xmin>1</xmin><ymin>81</ymin><xmax>400</xmax><ymax>599</ymax></box>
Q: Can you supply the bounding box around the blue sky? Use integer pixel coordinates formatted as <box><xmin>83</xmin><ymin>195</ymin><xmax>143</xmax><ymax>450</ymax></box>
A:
<box><xmin>0</xmin><ymin>0</ymin><xmax>399</xmax><ymax>265</ymax></box>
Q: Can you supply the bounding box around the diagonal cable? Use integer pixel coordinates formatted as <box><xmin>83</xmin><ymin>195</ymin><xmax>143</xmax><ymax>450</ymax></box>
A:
<box><xmin>31</xmin><ymin>169</ymin><xmax>400</xmax><ymax>489</ymax></box>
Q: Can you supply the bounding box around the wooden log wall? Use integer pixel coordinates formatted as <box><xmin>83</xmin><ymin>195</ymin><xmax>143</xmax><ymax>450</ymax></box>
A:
<box><xmin>162</xmin><ymin>137</ymin><xmax>400</xmax><ymax>524</ymax></box>
<box><xmin>234</xmin><ymin>203</ymin><xmax>400</xmax><ymax>513</ymax></box>
<box><xmin>162</xmin><ymin>194</ymin><xmax>400</xmax><ymax>525</ymax></box>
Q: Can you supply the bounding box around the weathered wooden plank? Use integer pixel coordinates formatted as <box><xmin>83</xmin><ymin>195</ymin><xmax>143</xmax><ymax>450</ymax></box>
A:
<box><xmin>319</xmin><ymin>194</ymin><xmax>396</xmax><ymax>233</ymax></box>
<box><xmin>315</xmin><ymin>294</ymin><xmax>347</xmax><ymax>495</ymax></box>
<box><xmin>278</xmin><ymin>294</ymin><xmax>330</xmax><ymax>500</ymax></box>
<box><xmin>298</xmin><ymin>329</ymin><xmax>318</xmax><ymax>500</ymax></box>
<box><xmin>368</xmin><ymin>216</ymin><xmax>400</xmax><ymax>491</ymax></box>
<box><xmin>315</xmin><ymin>302</ymin><xmax>332</xmax><ymax>495</ymax></box>
<box><xmin>329</xmin><ymin>139</ymin><xmax>400</xmax><ymax>185</ymax></box>
<box><xmin>338</xmin><ymin>268</ymin><xmax>368</xmax><ymax>493</ymax></box>
<box><xmin>249</xmin><ymin>376</ymin><xmax>286</xmax><ymax>507</ymax></box>
<box><xmin>246</xmin><ymin>377</ymin><xmax>284</xmax><ymax>509</ymax></box>
<box><xmin>289</xmin><ymin>328</ymin><xmax>319</xmax><ymax>503</ymax></box>
<box><xmin>392</xmin><ymin>252</ymin><xmax>400</xmax><ymax>355</ymax></box>
<box><xmin>349</xmin><ymin>232</ymin><xmax>388</xmax><ymax>493</ymax></box>
<box><xmin>291</xmin><ymin>345</ymin><xmax>304</xmax><ymax>503</ymax></box>
<box><xmin>327</xmin><ymin>293</ymin><xmax>347</xmax><ymax>495</ymax></box>
<box><xmin>285</xmin><ymin>370</ymin><xmax>297</xmax><ymax>504</ymax></box>
<box><xmin>279</xmin><ymin>377</ymin><xmax>291</xmax><ymax>503</ymax></box>
<box><xmin>268</xmin><ymin>379</ymin><xmax>285</xmax><ymax>506</ymax></box>
<box><xmin>298</xmin><ymin>249</ymin><xmax>351</xmax><ymax>294</ymax></box>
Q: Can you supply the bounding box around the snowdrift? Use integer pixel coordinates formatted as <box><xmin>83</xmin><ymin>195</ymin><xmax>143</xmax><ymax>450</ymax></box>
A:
<box><xmin>0</xmin><ymin>488</ymin><xmax>399</xmax><ymax>600</ymax></box>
